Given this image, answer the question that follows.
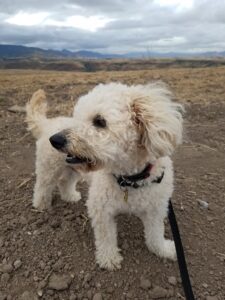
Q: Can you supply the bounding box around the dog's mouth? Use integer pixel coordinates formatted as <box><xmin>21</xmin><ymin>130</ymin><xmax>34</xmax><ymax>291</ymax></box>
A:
<box><xmin>66</xmin><ymin>153</ymin><xmax>90</xmax><ymax>165</ymax></box>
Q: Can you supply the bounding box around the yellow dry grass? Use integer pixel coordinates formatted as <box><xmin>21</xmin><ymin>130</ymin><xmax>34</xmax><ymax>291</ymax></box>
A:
<box><xmin>1</xmin><ymin>67</ymin><xmax>225</xmax><ymax>116</ymax></box>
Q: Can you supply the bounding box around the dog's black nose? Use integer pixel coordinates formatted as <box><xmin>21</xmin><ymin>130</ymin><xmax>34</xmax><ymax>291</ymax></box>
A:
<box><xmin>49</xmin><ymin>133</ymin><xmax>67</xmax><ymax>150</ymax></box>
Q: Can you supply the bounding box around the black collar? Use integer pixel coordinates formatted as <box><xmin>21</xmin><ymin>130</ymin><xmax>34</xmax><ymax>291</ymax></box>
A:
<box><xmin>114</xmin><ymin>163</ymin><xmax>164</xmax><ymax>189</ymax></box>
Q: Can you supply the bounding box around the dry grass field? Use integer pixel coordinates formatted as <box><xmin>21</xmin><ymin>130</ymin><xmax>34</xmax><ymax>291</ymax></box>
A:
<box><xmin>0</xmin><ymin>66</ymin><xmax>225</xmax><ymax>300</ymax></box>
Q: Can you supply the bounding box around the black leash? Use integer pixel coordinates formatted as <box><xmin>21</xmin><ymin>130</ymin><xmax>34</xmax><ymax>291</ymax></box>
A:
<box><xmin>168</xmin><ymin>199</ymin><xmax>195</xmax><ymax>300</ymax></box>
<box><xmin>114</xmin><ymin>165</ymin><xmax>195</xmax><ymax>299</ymax></box>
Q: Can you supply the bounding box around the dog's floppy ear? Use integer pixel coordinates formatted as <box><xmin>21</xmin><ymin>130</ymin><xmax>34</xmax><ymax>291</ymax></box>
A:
<box><xmin>131</xmin><ymin>83</ymin><xmax>183</xmax><ymax>158</ymax></box>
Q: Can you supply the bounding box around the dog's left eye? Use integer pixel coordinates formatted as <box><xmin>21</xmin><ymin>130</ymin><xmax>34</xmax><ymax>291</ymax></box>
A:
<box><xmin>93</xmin><ymin>114</ymin><xmax>107</xmax><ymax>128</ymax></box>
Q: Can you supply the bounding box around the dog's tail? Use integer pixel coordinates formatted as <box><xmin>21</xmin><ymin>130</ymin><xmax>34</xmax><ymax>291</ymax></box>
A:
<box><xmin>26</xmin><ymin>89</ymin><xmax>48</xmax><ymax>139</ymax></box>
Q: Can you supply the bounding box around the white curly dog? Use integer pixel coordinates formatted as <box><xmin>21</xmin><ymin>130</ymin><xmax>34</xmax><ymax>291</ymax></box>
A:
<box><xmin>33</xmin><ymin>82</ymin><xmax>183</xmax><ymax>270</ymax></box>
<box><xmin>26</xmin><ymin>90</ymin><xmax>82</xmax><ymax>210</ymax></box>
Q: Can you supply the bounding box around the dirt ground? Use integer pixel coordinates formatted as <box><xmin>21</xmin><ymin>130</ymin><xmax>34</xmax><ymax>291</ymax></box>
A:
<box><xmin>0</xmin><ymin>67</ymin><xmax>225</xmax><ymax>300</ymax></box>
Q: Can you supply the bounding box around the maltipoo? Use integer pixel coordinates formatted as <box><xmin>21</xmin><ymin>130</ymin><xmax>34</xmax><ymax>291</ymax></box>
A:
<box><xmin>49</xmin><ymin>82</ymin><xmax>183</xmax><ymax>270</ymax></box>
<box><xmin>26</xmin><ymin>89</ymin><xmax>81</xmax><ymax>211</ymax></box>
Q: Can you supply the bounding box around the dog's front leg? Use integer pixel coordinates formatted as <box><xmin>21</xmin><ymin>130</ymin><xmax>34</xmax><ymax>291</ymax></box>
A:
<box><xmin>88</xmin><ymin>200</ymin><xmax>123</xmax><ymax>270</ymax></box>
<box><xmin>57</xmin><ymin>168</ymin><xmax>81</xmax><ymax>203</ymax></box>
<box><xmin>141</xmin><ymin>209</ymin><xmax>176</xmax><ymax>261</ymax></box>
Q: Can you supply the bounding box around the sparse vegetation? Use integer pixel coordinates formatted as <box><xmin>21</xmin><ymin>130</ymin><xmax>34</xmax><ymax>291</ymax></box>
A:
<box><xmin>1</xmin><ymin>57</ymin><xmax>225</xmax><ymax>72</ymax></box>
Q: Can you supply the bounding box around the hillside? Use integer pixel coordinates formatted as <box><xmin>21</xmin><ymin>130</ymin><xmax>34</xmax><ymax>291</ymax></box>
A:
<box><xmin>1</xmin><ymin>56</ymin><xmax>225</xmax><ymax>72</ymax></box>
<box><xmin>0</xmin><ymin>44</ymin><xmax>225</xmax><ymax>60</ymax></box>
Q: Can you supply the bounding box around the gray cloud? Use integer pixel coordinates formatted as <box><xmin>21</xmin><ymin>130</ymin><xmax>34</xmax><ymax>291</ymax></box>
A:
<box><xmin>0</xmin><ymin>0</ymin><xmax>225</xmax><ymax>54</ymax></box>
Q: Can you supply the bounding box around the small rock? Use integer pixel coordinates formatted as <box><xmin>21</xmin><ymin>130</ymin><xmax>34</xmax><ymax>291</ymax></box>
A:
<box><xmin>84</xmin><ymin>273</ymin><xmax>92</xmax><ymax>283</ymax></box>
<box><xmin>48</xmin><ymin>273</ymin><xmax>72</xmax><ymax>290</ymax></box>
<box><xmin>14</xmin><ymin>259</ymin><xmax>22</xmax><ymax>270</ymax></box>
<box><xmin>50</xmin><ymin>220</ymin><xmax>61</xmax><ymax>229</ymax></box>
<box><xmin>0</xmin><ymin>237</ymin><xmax>4</xmax><ymax>247</ymax></box>
<box><xmin>1</xmin><ymin>273</ymin><xmax>10</xmax><ymax>285</ymax></box>
<box><xmin>92</xmin><ymin>292</ymin><xmax>103</xmax><ymax>300</ymax></box>
<box><xmin>0</xmin><ymin>263</ymin><xmax>13</xmax><ymax>274</ymax></box>
<box><xmin>46</xmin><ymin>290</ymin><xmax>54</xmax><ymax>296</ymax></box>
<box><xmin>39</xmin><ymin>261</ymin><xmax>46</xmax><ymax>270</ymax></box>
<box><xmin>69</xmin><ymin>293</ymin><xmax>77</xmax><ymax>300</ymax></box>
<box><xmin>37</xmin><ymin>290</ymin><xmax>43</xmax><ymax>297</ymax></box>
<box><xmin>122</xmin><ymin>241</ymin><xmax>129</xmax><ymax>250</ymax></box>
<box><xmin>202</xmin><ymin>283</ymin><xmax>208</xmax><ymax>289</ymax></box>
<box><xmin>33</xmin><ymin>276</ymin><xmax>39</xmax><ymax>282</ymax></box>
<box><xmin>19</xmin><ymin>291</ymin><xmax>38</xmax><ymax>300</ymax></box>
<box><xmin>24</xmin><ymin>270</ymin><xmax>30</xmax><ymax>278</ymax></box>
<box><xmin>95</xmin><ymin>282</ymin><xmax>101</xmax><ymax>289</ymax></box>
<box><xmin>149</xmin><ymin>286</ymin><xmax>168</xmax><ymax>299</ymax></box>
<box><xmin>106</xmin><ymin>287</ymin><xmax>114</xmax><ymax>294</ymax></box>
<box><xmin>168</xmin><ymin>276</ymin><xmax>177</xmax><ymax>286</ymax></box>
<box><xmin>0</xmin><ymin>291</ymin><xmax>7</xmax><ymax>300</ymax></box>
<box><xmin>197</xmin><ymin>200</ymin><xmax>209</xmax><ymax>209</ymax></box>
<box><xmin>8</xmin><ymin>105</ymin><xmax>26</xmax><ymax>113</ymax></box>
<box><xmin>206</xmin><ymin>296</ymin><xmax>218</xmax><ymax>300</ymax></box>
<box><xmin>140</xmin><ymin>278</ymin><xmax>151</xmax><ymax>290</ymax></box>
<box><xmin>86</xmin><ymin>290</ymin><xmax>92</xmax><ymax>299</ymax></box>
<box><xmin>126</xmin><ymin>291</ymin><xmax>133</xmax><ymax>298</ymax></box>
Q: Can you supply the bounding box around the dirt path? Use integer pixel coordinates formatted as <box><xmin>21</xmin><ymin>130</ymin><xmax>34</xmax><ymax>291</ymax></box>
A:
<box><xmin>0</xmin><ymin>68</ymin><xmax>225</xmax><ymax>300</ymax></box>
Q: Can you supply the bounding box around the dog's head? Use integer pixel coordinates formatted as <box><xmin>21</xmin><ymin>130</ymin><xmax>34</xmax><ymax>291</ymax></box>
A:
<box><xmin>50</xmin><ymin>82</ymin><xmax>183</xmax><ymax>174</ymax></box>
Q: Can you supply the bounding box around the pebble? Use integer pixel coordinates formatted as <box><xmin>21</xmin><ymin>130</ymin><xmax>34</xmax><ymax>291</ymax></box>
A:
<box><xmin>86</xmin><ymin>290</ymin><xmax>92</xmax><ymax>299</ymax></box>
<box><xmin>50</xmin><ymin>219</ymin><xmax>61</xmax><ymax>229</ymax></box>
<box><xmin>39</xmin><ymin>261</ymin><xmax>46</xmax><ymax>270</ymax></box>
<box><xmin>8</xmin><ymin>105</ymin><xmax>26</xmax><ymax>113</ymax></box>
<box><xmin>149</xmin><ymin>286</ymin><xmax>168</xmax><ymax>299</ymax></box>
<box><xmin>140</xmin><ymin>277</ymin><xmax>151</xmax><ymax>290</ymax></box>
<box><xmin>0</xmin><ymin>263</ymin><xmax>13</xmax><ymax>274</ymax></box>
<box><xmin>126</xmin><ymin>291</ymin><xmax>133</xmax><ymax>298</ymax></box>
<box><xmin>206</xmin><ymin>296</ymin><xmax>218</xmax><ymax>300</ymax></box>
<box><xmin>48</xmin><ymin>273</ymin><xmax>72</xmax><ymax>290</ymax></box>
<box><xmin>92</xmin><ymin>292</ymin><xmax>103</xmax><ymax>300</ymax></box>
<box><xmin>69</xmin><ymin>293</ymin><xmax>77</xmax><ymax>300</ymax></box>
<box><xmin>84</xmin><ymin>273</ymin><xmax>92</xmax><ymax>283</ymax></box>
<box><xmin>1</xmin><ymin>273</ymin><xmax>10</xmax><ymax>284</ymax></box>
<box><xmin>0</xmin><ymin>292</ymin><xmax>7</xmax><ymax>300</ymax></box>
<box><xmin>19</xmin><ymin>291</ymin><xmax>38</xmax><ymax>300</ymax></box>
<box><xmin>52</xmin><ymin>260</ymin><xmax>63</xmax><ymax>271</ymax></box>
<box><xmin>24</xmin><ymin>270</ymin><xmax>30</xmax><ymax>278</ymax></box>
<box><xmin>197</xmin><ymin>200</ymin><xmax>209</xmax><ymax>209</ymax></box>
<box><xmin>168</xmin><ymin>276</ymin><xmax>177</xmax><ymax>286</ymax></box>
<box><xmin>37</xmin><ymin>290</ymin><xmax>43</xmax><ymax>297</ymax></box>
<box><xmin>106</xmin><ymin>287</ymin><xmax>114</xmax><ymax>294</ymax></box>
<box><xmin>14</xmin><ymin>259</ymin><xmax>22</xmax><ymax>270</ymax></box>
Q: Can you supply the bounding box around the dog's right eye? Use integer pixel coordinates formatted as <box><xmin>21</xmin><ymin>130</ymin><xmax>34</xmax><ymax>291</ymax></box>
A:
<box><xmin>93</xmin><ymin>114</ymin><xmax>107</xmax><ymax>128</ymax></box>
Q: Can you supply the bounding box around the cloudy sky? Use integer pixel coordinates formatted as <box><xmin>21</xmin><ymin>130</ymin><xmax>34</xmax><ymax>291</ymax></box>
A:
<box><xmin>0</xmin><ymin>0</ymin><xmax>225</xmax><ymax>54</ymax></box>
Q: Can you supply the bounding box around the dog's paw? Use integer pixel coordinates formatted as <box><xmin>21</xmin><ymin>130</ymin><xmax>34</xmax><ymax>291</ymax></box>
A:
<box><xmin>32</xmin><ymin>199</ymin><xmax>52</xmax><ymax>211</ymax></box>
<box><xmin>96</xmin><ymin>248</ymin><xmax>123</xmax><ymax>270</ymax></box>
<box><xmin>148</xmin><ymin>239</ymin><xmax>177</xmax><ymax>261</ymax></box>
<box><xmin>160</xmin><ymin>240</ymin><xmax>177</xmax><ymax>261</ymax></box>
<box><xmin>64</xmin><ymin>190</ymin><xmax>81</xmax><ymax>203</ymax></box>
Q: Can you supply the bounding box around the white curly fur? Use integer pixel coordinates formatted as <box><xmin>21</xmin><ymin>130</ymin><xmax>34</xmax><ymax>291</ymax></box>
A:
<box><xmin>51</xmin><ymin>82</ymin><xmax>183</xmax><ymax>270</ymax></box>
<box><xmin>26</xmin><ymin>89</ymin><xmax>82</xmax><ymax>210</ymax></box>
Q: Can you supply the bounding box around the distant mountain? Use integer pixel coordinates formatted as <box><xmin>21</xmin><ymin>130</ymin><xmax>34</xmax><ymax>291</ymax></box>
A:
<box><xmin>0</xmin><ymin>44</ymin><xmax>120</xmax><ymax>59</ymax></box>
<box><xmin>0</xmin><ymin>44</ymin><xmax>225</xmax><ymax>59</ymax></box>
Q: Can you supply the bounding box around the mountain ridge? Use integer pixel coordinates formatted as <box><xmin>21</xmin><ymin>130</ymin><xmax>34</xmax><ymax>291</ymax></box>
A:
<box><xmin>0</xmin><ymin>44</ymin><xmax>225</xmax><ymax>59</ymax></box>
